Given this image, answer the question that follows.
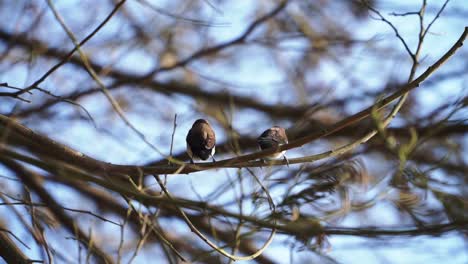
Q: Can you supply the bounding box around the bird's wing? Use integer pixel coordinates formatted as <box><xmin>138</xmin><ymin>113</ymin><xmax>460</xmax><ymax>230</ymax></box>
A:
<box><xmin>203</xmin><ymin>126</ymin><xmax>216</xmax><ymax>149</ymax></box>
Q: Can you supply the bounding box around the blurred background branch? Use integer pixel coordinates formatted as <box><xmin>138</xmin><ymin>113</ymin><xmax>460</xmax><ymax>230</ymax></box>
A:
<box><xmin>0</xmin><ymin>0</ymin><xmax>467</xmax><ymax>263</ymax></box>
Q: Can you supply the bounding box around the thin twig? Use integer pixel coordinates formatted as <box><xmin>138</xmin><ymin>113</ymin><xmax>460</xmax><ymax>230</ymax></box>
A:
<box><xmin>145</xmin><ymin>0</ymin><xmax>289</xmax><ymax>76</ymax></box>
<box><xmin>45</xmin><ymin>0</ymin><xmax>175</xmax><ymax>163</ymax></box>
<box><xmin>34</xmin><ymin>87</ymin><xmax>97</xmax><ymax>128</ymax></box>
<box><xmin>153</xmin><ymin>175</ymin><xmax>277</xmax><ymax>261</ymax></box>
<box><xmin>124</xmin><ymin>197</ymin><xmax>187</xmax><ymax>262</ymax></box>
<box><xmin>0</xmin><ymin>200</ymin><xmax>120</xmax><ymax>226</ymax></box>
<box><xmin>365</xmin><ymin>2</ymin><xmax>414</xmax><ymax>58</ymax></box>
<box><xmin>17</xmin><ymin>0</ymin><xmax>127</xmax><ymax>96</ymax></box>
<box><xmin>423</xmin><ymin>0</ymin><xmax>450</xmax><ymax>39</ymax></box>
<box><xmin>0</xmin><ymin>83</ymin><xmax>32</xmax><ymax>103</ymax></box>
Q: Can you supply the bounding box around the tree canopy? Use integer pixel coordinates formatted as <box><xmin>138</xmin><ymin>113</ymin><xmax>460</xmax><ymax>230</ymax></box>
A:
<box><xmin>0</xmin><ymin>0</ymin><xmax>467</xmax><ymax>263</ymax></box>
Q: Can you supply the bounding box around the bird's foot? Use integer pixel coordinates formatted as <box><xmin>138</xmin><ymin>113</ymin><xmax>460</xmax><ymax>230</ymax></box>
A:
<box><xmin>283</xmin><ymin>155</ymin><xmax>290</xmax><ymax>167</ymax></box>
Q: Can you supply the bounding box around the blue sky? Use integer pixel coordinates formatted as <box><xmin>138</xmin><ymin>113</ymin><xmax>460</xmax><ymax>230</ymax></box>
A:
<box><xmin>0</xmin><ymin>0</ymin><xmax>467</xmax><ymax>263</ymax></box>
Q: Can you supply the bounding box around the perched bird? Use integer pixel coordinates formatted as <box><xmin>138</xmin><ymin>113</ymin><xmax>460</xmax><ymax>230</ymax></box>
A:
<box><xmin>257</xmin><ymin>126</ymin><xmax>289</xmax><ymax>164</ymax></box>
<box><xmin>186</xmin><ymin>119</ymin><xmax>216</xmax><ymax>163</ymax></box>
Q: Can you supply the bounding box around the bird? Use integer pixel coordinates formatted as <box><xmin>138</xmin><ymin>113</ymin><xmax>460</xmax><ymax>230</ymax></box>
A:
<box><xmin>186</xmin><ymin>119</ymin><xmax>216</xmax><ymax>163</ymax></box>
<box><xmin>257</xmin><ymin>126</ymin><xmax>289</xmax><ymax>165</ymax></box>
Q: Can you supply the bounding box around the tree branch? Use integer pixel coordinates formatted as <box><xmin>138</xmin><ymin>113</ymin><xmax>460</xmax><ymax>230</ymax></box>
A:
<box><xmin>0</xmin><ymin>222</ymin><xmax>33</xmax><ymax>264</ymax></box>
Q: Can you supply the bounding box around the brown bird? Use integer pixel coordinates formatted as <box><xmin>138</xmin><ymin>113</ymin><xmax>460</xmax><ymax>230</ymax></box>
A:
<box><xmin>257</xmin><ymin>126</ymin><xmax>289</xmax><ymax>164</ymax></box>
<box><xmin>186</xmin><ymin>119</ymin><xmax>216</xmax><ymax>163</ymax></box>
